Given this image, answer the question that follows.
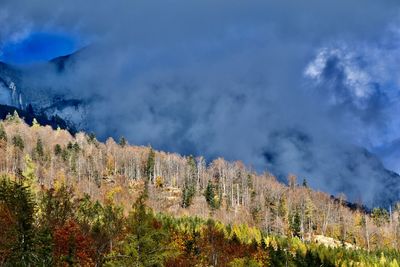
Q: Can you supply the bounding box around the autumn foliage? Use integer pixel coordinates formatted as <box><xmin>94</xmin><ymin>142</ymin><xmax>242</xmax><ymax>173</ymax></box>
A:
<box><xmin>0</xmin><ymin>117</ymin><xmax>399</xmax><ymax>266</ymax></box>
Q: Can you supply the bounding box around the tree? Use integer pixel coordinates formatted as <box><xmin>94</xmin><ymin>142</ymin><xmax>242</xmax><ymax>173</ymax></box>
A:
<box><xmin>181</xmin><ymin>156</ymin><xmax>197</xmax><ymax>208</ymax></box>
<box><xmin>0</xmin><ymin>177</ymin><xmax>36</xmax><ymax>266</ymax></box>
<box><xmin>12</xmin><ymin>135</ymin><xmax>24</xmax><ymax>150</ymax></box>
<box><xmin>105</xmin><ymin>191</ymin><xmax>175</xmax><ymax>266</ymax></box>
<box><xmin>288</xmin><ymin>174</ymin><xmax>297</xmax><ymax>189</ymax></box>
<box><xmin>205</xmin><ymin>181</ymin><xmax>220</xmax><ymax>210</ymax></box>
<box><xmin>7</xmin><ymin>110</ymin><xmax>21</xmax><ymax>123</ymax></box>
<box><xmin>0</xmin><ymin>123</ymin><xmax>7</xmax><ymax>142</ymax></box>
<box><xmin>371</xmin><ymin>208</ymin><xmax>390</xmax><ymax>227</ymax></box>
<box><xmin>290</xmin><ymin>210</ymin><xmax>301</xmax><ymax>237</ymax></box>
<box><xmin>39</xmin><ymin>184</ymin><xmax>75</xmax><ymax>229</ymax></box>
<box><xmin>181</xmin><ymin>184</ymin><xmax>195</xmax><ymax>208</ymax></box>
<box><xmin>229</xmin><ymin>257</ymin><xmax>261</xmax><ymax>267</ymax></box>
<box><xmin>87</xmin><ymin>132</ymin><xmax>97</xmax><ymax>145</ymax></box>
<box><xmin>22</xmin><ymin>155</ymin><xmax>36</xmax><ymax>187</ymax></box>
<box><xmin>54</xmin><ymin>144</ymin><xmax>62</xmax><ymax>156</ymax></box>
<box><xmin>302</xmin><ymin>178</ymin><xmax>308</xmax><ymax>188</ymax></box>
<box><xmin>34</xmin><ymin>138</ymin><xmax>44</xmax><ymax>160</ymax></box>
<box><xmin>53</xmin><ymin>220</ymin><xmax>95</xmax><ymax>266</ymax></box>
<box><xmin>145</xmin><ymin>147</ymin><xmax>155</xmax><ymax>182</ymax></box>
<box><xmin>119</xmin><ymin>137</ymin><xmax>127</xmax><ymax>148</ymax></box>
<box><xmin>32</xmin><ymin>118</ymin><xmax>40</xmax><ymax>129</ymax></box>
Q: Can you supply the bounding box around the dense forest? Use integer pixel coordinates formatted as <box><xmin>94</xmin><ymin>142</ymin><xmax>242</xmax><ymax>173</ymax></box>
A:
<box><xmin>0</xmin><ymin>112</ymin><xmax>400</xmax><ymax>266</ymax></box>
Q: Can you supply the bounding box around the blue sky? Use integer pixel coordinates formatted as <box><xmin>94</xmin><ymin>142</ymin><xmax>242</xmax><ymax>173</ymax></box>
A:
<box><xmin>0</xmin><ymin>32</ymin><xmax>79</xmax><ymax>64</ymax></box>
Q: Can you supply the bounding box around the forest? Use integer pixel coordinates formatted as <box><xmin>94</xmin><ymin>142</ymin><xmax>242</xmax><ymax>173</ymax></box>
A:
<box><xmin>0</xmin><ymin>112</ymin><xmax>400</xmax><ymax>266</ymax></box>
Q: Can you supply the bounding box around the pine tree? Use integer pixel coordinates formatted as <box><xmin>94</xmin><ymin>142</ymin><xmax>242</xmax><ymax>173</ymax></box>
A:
<box><xmin>145</xmin><ymin>147</ymin><xmax>155</xmax><ymax>181</ymax></box>
<box><xmin>302</xmin><ymin>178</ymin><xmax>308</xmax><ymax>188</ymax></box>
<box><xmin>54</xmin><ymin>144</ymin><xmax>62</xmax><ymax>156</ymax></box>
<box><xmin>39</xmin><ymin>183</ymin><xmax>75</xmax><ymax>228</ymax></box>
<box><xmin>0</xmin><ymin>177</ymin><xmax>36</xmax><ymax>266</ymax></box>
<box><xmin>181</xmin><ymin>184</ymin><xmax>195</xmax><ymax>208</ymax></box>
<box><xmin>290</xmin><ymin>210</ymin><xmax>301</xmax><ymax>237</ymax></box>
<box><xmin>87</xmin><ymin>132</ymin><xmax>97</xmax><ymax>145</ymax></box>
<box><xmin>34</xmin><ymin>138</ymin><xmax>44</xmax><ymax>160</ymax></box>
<box><xmin>12</xmin><ymin>134</ymin><xmax>25</xmax><ymax>150</ymax></box>
<box><xmin>0</xmin><ymin>123</ymin><xmax>7</xmax><ymax>142</ymax></box>
<box><xmin>105</xmin><ymin>189</ymin><xmax>175</xmax><ymax>266</ymax></box>
<box><xmin>181</xmin><ymin>156</ymin><xmax>197</xmax><ymax>208</ymax></box>
<box><xmin>205</xmin><ymin>181</ymin><xmax>220</xmax><ymax>210</ymax></box>
<box><xmin>119</xmin><ymin>136</ymin><xmax>127</xmax><ymax>148</ymax></box>
<box><xmin>22</xmin><ymin>155</ymin><xmax>36</xmax><ymax>187</ymax></box>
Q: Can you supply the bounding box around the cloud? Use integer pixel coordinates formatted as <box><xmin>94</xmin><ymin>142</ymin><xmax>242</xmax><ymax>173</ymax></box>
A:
<box><xmin>1</xmin><ymin>0</ymin><xmax>400</xmax><ymax>206</ymax></box>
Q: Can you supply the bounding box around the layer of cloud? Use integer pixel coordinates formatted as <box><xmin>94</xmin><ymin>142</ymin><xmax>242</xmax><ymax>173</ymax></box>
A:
<box><xmin>1</xmin><ymin>0</ymin><xmax>400</xmax><ymax>206</ymax></box>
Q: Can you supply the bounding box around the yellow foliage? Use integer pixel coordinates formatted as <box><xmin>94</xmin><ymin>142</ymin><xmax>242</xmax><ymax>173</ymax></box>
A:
<box><xmin>54</xmin><ymin>170</ymin><xmax>67</xmax><ymax>191</ymax></box>
<box><xmin>31</xmin><ymin>118</ymin><xmax>40</xmax><ymax>129</ymax></box>
<box><xmin>390</xmin><ymin>259</ymin><xmax>399</xmax><ymax>267</ymax></box>
<box><xmin>106</xmin><ymin>186</ymin><xmax>122</xmax><ymax>203</ymax></box>
<box><xmin>155</xmin><ymin>176</ymin><xmax>164</xmax><ymax>188</ymax></box>
<box><xmin>106</xmin><ymin>155</ymin><xmax>115</xmax><ymax>175</ymax></box>
<box><xmin>290</xmin><ymin>237</ymin><xmax>307</xmax><ymax>257</ymax></box>
<box><xmin>22</xmin><ymin>155</ymin><xmax>37</xmax><ymax>191</ymax></box>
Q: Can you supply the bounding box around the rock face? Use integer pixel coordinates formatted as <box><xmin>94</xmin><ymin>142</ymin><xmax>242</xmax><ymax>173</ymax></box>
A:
<box><xmin>0</xmin><ymin>54</ymin><xmax>87</xmax><ymax>130</ymax></box>
<box><xmin>310</xmin><ymin>235</ymin><xmax>357</xmax><ymax>249</ymax></box>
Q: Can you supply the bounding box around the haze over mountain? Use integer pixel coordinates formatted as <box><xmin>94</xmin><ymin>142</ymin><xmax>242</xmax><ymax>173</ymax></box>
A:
<box><xmin>1</xmin><ymin>0</ymin><xmax>400</xmax><ymax>207</ymax></box>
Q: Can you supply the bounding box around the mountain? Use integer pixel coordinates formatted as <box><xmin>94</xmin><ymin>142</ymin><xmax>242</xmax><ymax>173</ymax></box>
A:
<box><xmin>1</xmin><ymin>51</ymin><xmax>399</xmax><ymax>208</ymax></box>
<box><xmin>0</xmin><ymin>103</ymin><xmax>74</xmax><ymax>132</ymax></box>
<box><xmin>0</xmin><ymin>118</ymin><xmax>399</xmax><ymax>266</ymax></box>
<box><xmin>0</xmin><ymin>53</ymin><xmax>87</xmax><ymax>130</ymax></box>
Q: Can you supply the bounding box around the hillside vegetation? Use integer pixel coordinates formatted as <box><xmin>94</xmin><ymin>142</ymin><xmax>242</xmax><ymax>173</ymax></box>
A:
<box><xmin>0</xmin><ymin>113</ymin><xmax>399</xmax><ymax>266</ymax></box>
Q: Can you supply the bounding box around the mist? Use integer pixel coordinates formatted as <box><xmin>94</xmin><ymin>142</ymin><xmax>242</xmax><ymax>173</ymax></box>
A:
<box><xmin>1</xmin><ymin>0</ymin><xmax>400</xmax><ymax>206</ymax></box>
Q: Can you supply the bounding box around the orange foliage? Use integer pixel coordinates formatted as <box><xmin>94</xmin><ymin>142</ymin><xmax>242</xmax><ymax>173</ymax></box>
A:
<box><xmin>0</xmin><ymin>204</ymin><xmax>17</xmax><ymax>263</ymax></box>
<box><xmin>53</xmin><ymin>220</ymin><xmax>95</xmax><ymax>267</ymax></box>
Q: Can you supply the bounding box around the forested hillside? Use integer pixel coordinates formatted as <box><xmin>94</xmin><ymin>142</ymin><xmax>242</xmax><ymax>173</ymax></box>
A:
<box><xmin>0</xmin><ymin>113</ymin><xmax>400</xmax><ymax>266</ymax></box>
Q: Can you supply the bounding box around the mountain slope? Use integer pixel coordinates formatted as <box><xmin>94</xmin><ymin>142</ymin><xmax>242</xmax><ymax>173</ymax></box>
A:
<box><xmin>1</xmin><ymin>51</ymin><xmax>399</xmax><ymax>209</ymax></box>
<box><xmin>0</xmin><ymin>55</ymin><xmax>87</xmax><ymax>129</ymax></box>
<box><xmin>0</xmin><ymin>118</ymin><xmax>399</xmax><ymax>253</ymax></box>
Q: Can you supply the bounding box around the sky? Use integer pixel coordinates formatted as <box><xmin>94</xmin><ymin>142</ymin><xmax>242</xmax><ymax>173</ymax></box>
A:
<box><xmin>1</xmin><ymin>0</ymin><xmax>400</xmax><ymax>206</ymax></box>
<box><xmin>0</xmin><ymin>32</ymin><xmax>79</xmax><ymax>64</ymax></box>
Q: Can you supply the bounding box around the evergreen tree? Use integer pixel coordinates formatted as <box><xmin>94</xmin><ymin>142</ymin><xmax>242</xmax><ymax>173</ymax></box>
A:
<box><xmin>54</xmin><ymin>144</ymin><xmax>62</xmax><ymax>156</ymax></box>
<box><xmin>181</xmin><ymin>155</ymin><xmax>197</xmax><ymax>208</ymax></box>
<box><xmin>0</xmin><ymin>177</ymin><xmax>36</xmax><ymax>266</ymax></box>
<box><xmin>22</xmin><ymin>155</ymin><xmax>37</xmax><ymax>188</ymax></box>
<box><xmin>0</xmin><ymin>123</ymin><xmax>7</xmax><ymax>142</ymax></box>
<box><xmin>39</xmin><ymin>184</ymin><xmax>75</xmax><ymax>228</ymax></box>
<box><xmin>205</xmin><ymin>181</ymin><xmax>220</xmax><ymax>210</ymax></box>
<box><xmin>290</xmin><ymin>210</ymin><xmax>301</xmax><ymax>237</ymax></box>
<box><xmin>105</xmin><ymin>190</ymin><xmax>175</xmax><ymax>266</ymax></box>
<box><xmin>302</xmin><ymin>178</ymin><xmax>308</xmax><ymax>188</ymax></box>
<box><xmin>87</xmin><ymin>132</ymin><xmax>97</xmax><ymax>145</ymax></box>
<box><xmin>119</xmin><ymin>136</ymin><xmax>127</xmax><ymax>148</ymax></box>
<box><xmin>371</xmin><ymin>208</ymin><xmax>390</xmax><ymax>227</ymax></box>
<box><xmin>76</xmin><ymin>194</ymin><xmax>124</xmax><ymax>265</ymax></box>
<box><xmin>145</xmin><ymin>147</ymin><xmax>155</xmax><ymax>181</ymax></box>
<box><xmin>34</xmin><ymin>137</ymin><xmax>44</xmax><ymax>160</ymax></box>
<box><xmin>12</xmin><ymin>134</ymin><xmax>25</xmax><ymax>150</ymax></box>
<box><xmin>181</xmin><ymin>184</ymin><xmax>195</xmax><ymax>208</ymax></box>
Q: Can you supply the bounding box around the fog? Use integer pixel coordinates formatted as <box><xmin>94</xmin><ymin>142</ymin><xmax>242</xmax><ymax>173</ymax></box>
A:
<box><xmin>1</xmin><ymin>0</ymin><xmax>400</xmax><ymax>206</ymax></box>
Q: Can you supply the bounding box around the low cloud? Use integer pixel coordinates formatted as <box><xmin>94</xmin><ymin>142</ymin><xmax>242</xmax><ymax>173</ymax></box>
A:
<box><xmin>1</xmin><ymin>0</ymin><xmax>400</xmax><ymax>206</ymax></box>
